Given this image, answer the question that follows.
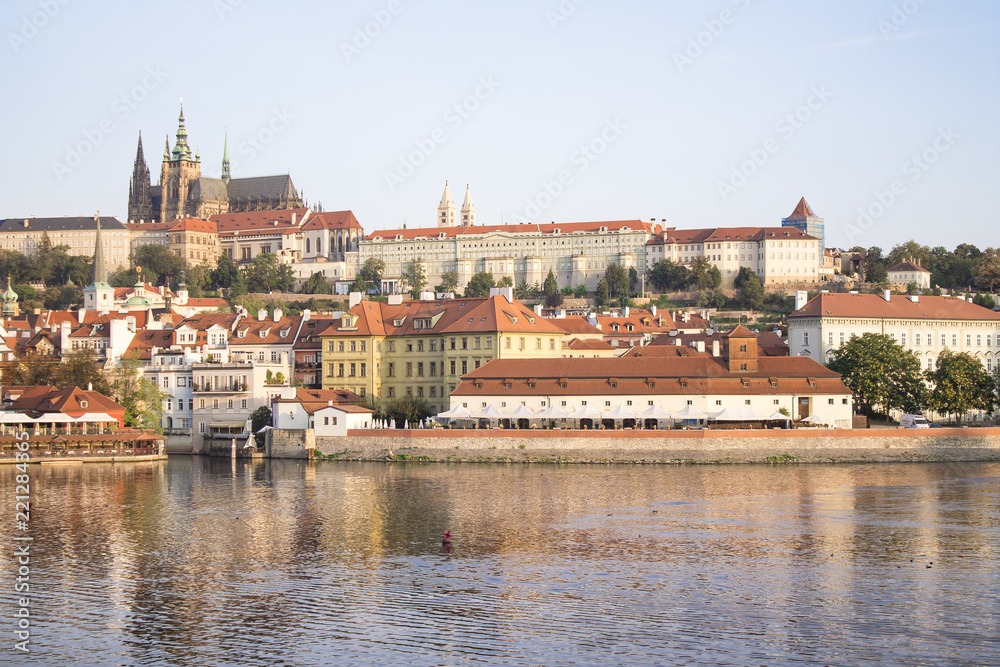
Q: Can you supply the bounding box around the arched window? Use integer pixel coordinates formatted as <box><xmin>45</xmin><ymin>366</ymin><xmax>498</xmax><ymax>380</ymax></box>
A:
<box><xmin>305</xmin><ymin>238</ymin><xmax>311</xmax><ymax>254</ymax></box>
<box><xmin>317</xmin><ymin>236</ymin><xmax>322</xmax><ymax>255</ymax></box>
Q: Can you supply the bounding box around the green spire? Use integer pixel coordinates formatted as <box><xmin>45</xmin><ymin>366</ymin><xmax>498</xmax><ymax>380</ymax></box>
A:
<box><xmin>171</xmin><ymin>100</ymin><xmax>193</xmax><ymax>161</ymax></box>
<box><xmin>221</xmin><ymin>130</ymin><xmax>231</xmax><ymax>184</ymax></box>
<box><xmin>1</xmin><ymin>274</ymin><xmax>18</xmax><ymax>317</ymax></box>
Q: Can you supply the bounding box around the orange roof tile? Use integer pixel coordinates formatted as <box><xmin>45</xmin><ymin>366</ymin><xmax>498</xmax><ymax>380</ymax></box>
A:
<box><xmin>790</xmin><ymin>293</ymin><xmax>1000</xmax><ymax>321</ymax></box>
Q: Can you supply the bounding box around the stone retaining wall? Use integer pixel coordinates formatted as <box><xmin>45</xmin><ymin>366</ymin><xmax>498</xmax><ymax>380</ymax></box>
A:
<box><xmin>312</xmin><ymin>428</ymin><xmax>1000</xmax><ymax>464</ymax></box>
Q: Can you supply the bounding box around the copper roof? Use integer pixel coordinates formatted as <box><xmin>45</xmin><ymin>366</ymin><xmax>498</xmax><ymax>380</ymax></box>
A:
<box><xmin>785</xmin><ymin>197</ymin><xmax>817</xmax><ymax>219</ymax></box>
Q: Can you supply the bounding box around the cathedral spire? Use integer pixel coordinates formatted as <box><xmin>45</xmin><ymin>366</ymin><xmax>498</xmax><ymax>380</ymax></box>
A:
<box><xmin>437</xmin><ymin>181</ymin><xmax>456</xmax><ymax>227</ymax></box>
<box><xmin>460</xmin><ymin>184</ymin><xmax>476</xmax><ymax>227</ymax></box>
<box><xmin>163</xmin><ymin>135</ymin><xmax>170</xmax><ymax>160</ymax></box>
<box><xmin>128</xmin><ymin>132</ymin><xmax>154</xmax><ymax>222</ymax></box>
<box><xmin>171</xmin><ymin>100</ymin><xmax>194</xmax><ymax>161</ymax></box>
<box><xmin>221</xmin><ymin>130</ymin><xmax>231</xmax><ymax>184</ymax></box>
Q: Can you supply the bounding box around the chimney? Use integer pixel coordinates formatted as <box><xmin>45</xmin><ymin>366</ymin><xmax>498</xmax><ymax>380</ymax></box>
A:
<box><xmin>419</xmin><ymin>291</ymin><xmax>435</xmax><ymax>301</ymax></box>
<box><xmin>674</xmin><ymin>338</ymin><xmax>681</xmax><ymax>346</ymax></box>
<box><xmin>650</xmin><ymin>305</ymin><xmax>657</xmax><ymax>316</ymax></box>
<box><xmin>87</xmin><ymin>382</ymin><xmax>93</xmax><ymax>391</ymax></box>
<box><xmin>908</xmin><ymin>295</ymin><xmax>919</xmax><ymax>303</ymax></box>
<box><xmin>273</xmin><ymin>309</ymin><xmax>282</xmax><ymax>322</ymax></box>
<box><xmin>387</xmin><ymin>294</ymin><xmax>403</xmax><ymax>306</ymax></box>
<box><xmin>696</xmin><ymin>341</ymin><xmax>705</xmax><ymax>353</ymax></box>
<box><xmin>349</xmin><ymin>291</ymin><xmax>363</xmax><ymax>309</ymax></box>
<box><xmin>292</xmin><ymin>212</ymin><xmax>297</xmax><ymax>225</ymax></box>
<box><xmin>795</xmin><ymin>290</ymin><xmax>808</xmax><ymax>311</ymax></box>
<box><xmin>623</xmin><ymin>306</ymin><xmax>629</xmax><ymax>317</ymax></box>
<box><xmin>302</xmin><ymin>309</ymin><xmax>311</xmax><ymax>321</ymax></box>
<box><xmin>712</xmin><ymin>340</ymin><xmax>720</xmax><ymax>357</ymax></box>
<box><xmin>683</xmin><ymin>312</ymin><xmax>689</xmax><ymax>323</ymax></box>
<box><xmin>533</xmin><ymin>304</ymin><xmax>543</xmax><ymax>316</ymax></box>
<box><xmin>258</xmin><ymin>309</ymin><xmax>266</xmax><ymax>321</ymax></box>
<box><xmin>883</xmin><ymin>289</ymin><xmax>891</xmax><ymax>302</ymax></box>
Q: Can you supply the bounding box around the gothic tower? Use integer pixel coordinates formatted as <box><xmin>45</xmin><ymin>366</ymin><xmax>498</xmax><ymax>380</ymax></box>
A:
<box><xmin>221</xmin><ymin>131</ymin><xmax>231</xmax><ymax>185</ymax></box>
<box><xmin>159</xmin><ymin>101</ymin><xmax>202</xmax><ymax>222</ymax></box>
<box><xmin>127</xmin><ymin>133</ymin><xmax>155</xmax><ymax>223</ymax></box>
<box><xmin>782</xmin><ymin>197</ymin><xmax>825</xmax><ymax>267</ymax></box>
<box><xmin>460</xmin><ymin>184</ymin><xmax>476</xmax><ymax>227</ymax></box>
<box><xmin>437</xmin><ymin>181</ymin><xmax>456</xmax><ymax>227</ymax></box>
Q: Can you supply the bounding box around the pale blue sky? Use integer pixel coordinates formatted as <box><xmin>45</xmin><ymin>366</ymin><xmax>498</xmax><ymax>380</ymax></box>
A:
<box><xmin>2</xmin><ymin>0</ymin><xmax>998</xmax><ymax>251</ymax></box>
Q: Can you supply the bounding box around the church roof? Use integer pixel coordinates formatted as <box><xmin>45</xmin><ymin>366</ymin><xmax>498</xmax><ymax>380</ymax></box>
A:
<box><xmin>226</xmin><ymin>175</ymin><xmax>298</xmax><ymax>202</ymax></box>
<box><xmin>191</xmin><ymin>177</ymin><xmax>229</xmax><ymax>202</ymax></box>
<box><xmin>888</xmin><ymin>261</ymin><xmax>930</xmax><ymax>274</ymax></box>
<box><xmin>302</xmin><ymin>210</ymin><xmax>363</xmax><ymax>231</ymax></box>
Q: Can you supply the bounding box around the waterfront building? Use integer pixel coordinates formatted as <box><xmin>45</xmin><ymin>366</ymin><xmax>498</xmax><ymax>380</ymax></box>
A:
<box><xmin>788</xmin><ymin>291</ymin><xmax>1000</xmax><ymax>372</ymax></box>
<box><xmin>887</xmin><ymin>260</ymin><xmax>932</xmax><ymax>290</ymax></box>
<box><xmin>293</xmin><ymin>315</ymin><xmax>332</xmax><ymax>388</ymax></box>
<box><xmin>318</xmin><ymin>290</ymin><xmax>567</xmax><ymax>415</ymax></box>
<box><xmin>449</xmin><ymin>325</ymin><xmax>854</xmax><ymax>427</ymax></box>
<box><xmin>271</xmin><ymin>388</ymin><xmax>370</xmax><ymax>436</ymax></box>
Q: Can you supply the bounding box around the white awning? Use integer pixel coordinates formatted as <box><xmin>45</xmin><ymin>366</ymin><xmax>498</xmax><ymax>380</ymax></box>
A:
<box><xmin>671</xmin><ymin>405</ymin><xmax>708</xmax><ymax>420</ymax></box>
<box><xmin>605</xmin><ymin>404</ymin><xmax>637</xmax><ymax>419</ymax></box>
<box><xmin>505</xmin><ymin>405</ymin><xmax>537</xmax><ymax>420</ymax></box>
<box><xmin>437</xmin><ymin>405</ymin><xmax>472</xmax><ymax>419</ymax></box>
<box><xmin>535</xmin><ymin>405</ymin><xmax>570</xmax><ymax>419</ymax></box>
<box><xmin>566</xmin><ymin>404</ymin><xmax>603</xmax><ymax>420</ymax></box>
<box><xmin>710</xmin><ymin>406</ymin><xmax>771</xmax><ymax>421</ymax></box>
<box><xmin>637</xmin><ymin>405</ymin><xmax>673</xmax><ymax>420</ymax></box>
<box><xmin>471</xmin><ymin>405</ymin><xmax>506</xmax><ymax>420</ymax></box>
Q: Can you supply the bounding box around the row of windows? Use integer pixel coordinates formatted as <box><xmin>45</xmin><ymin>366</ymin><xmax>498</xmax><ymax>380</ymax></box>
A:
<box><xmin>823</xmin><ymin>331</ymin><xmax>998</xmax><ymax>348</ymax></box>
<box><xmin>165</xmin><ymin>398</ymin><xmax>249</xmax><ymax>410</ymax></box>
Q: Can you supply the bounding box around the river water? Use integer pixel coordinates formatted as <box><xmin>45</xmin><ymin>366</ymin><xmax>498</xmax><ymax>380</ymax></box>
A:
<box><xmin>1</xmin><ymin>458</ymin><xmax>998</xmax><ymax>666</ymax></box>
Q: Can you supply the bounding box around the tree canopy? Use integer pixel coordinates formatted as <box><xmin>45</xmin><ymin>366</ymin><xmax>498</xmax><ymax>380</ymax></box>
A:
<box><xmin>244</xmin><ymin>253</ymin><xmax>295</xmax><ymax>293</ymax></box>
<box><xmin>925</xmin><ymin>349</ymin><xmax>994</xmax><ymax>422</ymax></box>
<box><xmin>403</xmin><ymin>258</ymin><xmax>427</xmax><ymax>299</ymax></box>
<box><xmin>827</xmin><ymin>333</ymin><xmax>926</xmax><ymax>417</ymax></box>
<box><xmin>357</xmin><ymin>258</ymin><xmax>386</xmax><ymax>295</ymax></box>
<box><xmin>300</xmin><ymin>271</ymin><xmax>333</xmax><ymax>295</ymax></box>
<box><xmin>464</xmin><ymin>271</ymin><xmax>495</xmax><ymax>297</ymax></box>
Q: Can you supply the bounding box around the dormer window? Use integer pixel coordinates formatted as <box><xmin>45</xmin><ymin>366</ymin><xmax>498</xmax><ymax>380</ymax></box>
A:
<box><xmin>80</xmin><ymin>400</ymin><xmax>88</xmax><ymax>408</ymax></box>
<box><xmin>279</xmin><ymin>328</ymin><xmax>290</xmax><ymax>338</ymax></box>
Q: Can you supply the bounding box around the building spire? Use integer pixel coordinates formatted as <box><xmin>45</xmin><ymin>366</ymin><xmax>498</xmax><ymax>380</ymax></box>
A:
<box><xmin>438</xmin><ymin>181</ymin><xmax>456</xmax><ymax>227</ymax></box>
<box><xmin>460</xmin><ymin>184</ymin><xmax>476</xmax><ymax>226</ymax></box>
<box><xmin>221</xmin><ymin>130</ymin><xmax>231</xmax><ymax>184</ymax></box>
<box><xmin>171</xmin><ymin>99</ymin><xmax>193</xmax><ymax>161</ymax></box>
<box><xmin>128</xmin><ymin>132</ymin><xmax>154</xmax><ymax>222</ymax></box>
<box><xmin>90</xmin><ymin>215</ymin><xmax>108</xmax><ymax>286</ymax></box>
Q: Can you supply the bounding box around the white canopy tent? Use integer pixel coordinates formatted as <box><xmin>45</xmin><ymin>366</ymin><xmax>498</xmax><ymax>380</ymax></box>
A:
<box><xmin>605</xmin><ymin>405</ymin><xmax>637</xmax><ymax>420</ymax></box>
<box><xmin>709</xmin><ymin>406</ymin><xmax>771</xmax><ymax>421</ymax></box>
<box><xmin>535</xmin><ymin>405</ymin><xmax>569</xmax><ymax>419</ymax></box>
<box><xmin>671</xmin><ymin>405</ymin><xmax>708</xmax><ymax>421</ymax></box>
<box><xmin>471</xmin><ymin>405</ymin><xmax>506</xmax><ymax>420</ymax></box>
<box><xmin>505</xmin><ymin>405</ymin><xmax>538</xmax><ymax>421</ymax></box>
<box><xmin>566</xmin><ymin>404</ymin><xmax>603</xmax><ymax>421</ymax></box>
<box><xmin>637</xmin><ymin>405</ymin><xmax>673</xmax><ymax>420</ymax></box>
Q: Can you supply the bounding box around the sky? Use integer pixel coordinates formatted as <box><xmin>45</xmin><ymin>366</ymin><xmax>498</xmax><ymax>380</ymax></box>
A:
<box><xmin>2</xmin><ymin>0</ymin><xmax>998</xmax><ymax>252</ymax></box>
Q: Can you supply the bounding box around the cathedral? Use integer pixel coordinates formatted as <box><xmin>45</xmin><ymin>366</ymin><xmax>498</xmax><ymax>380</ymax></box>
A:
<box><xmin>127</xmin><ymin>104</ymin><xmax>304</xmax><ymax>223</ymax></box>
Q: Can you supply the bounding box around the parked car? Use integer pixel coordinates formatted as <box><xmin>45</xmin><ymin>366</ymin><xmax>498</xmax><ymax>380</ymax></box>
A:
<box><xmin>900</xmin><ymin>414</ymin><xmax>930</xmax><ymax>429</ymax></box>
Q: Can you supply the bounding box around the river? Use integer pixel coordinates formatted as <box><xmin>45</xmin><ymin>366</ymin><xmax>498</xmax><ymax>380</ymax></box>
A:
<box><xmin>2</xmin><ymin>458</ymin><xmax>998</xmax><ymax>666</ymax></box>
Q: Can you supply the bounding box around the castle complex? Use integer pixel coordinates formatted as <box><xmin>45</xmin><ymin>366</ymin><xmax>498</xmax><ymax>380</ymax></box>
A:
<box><xmin>127</xmin><ymin>104</ymin><xmax>303</xmax><ymax>223</ymax></box>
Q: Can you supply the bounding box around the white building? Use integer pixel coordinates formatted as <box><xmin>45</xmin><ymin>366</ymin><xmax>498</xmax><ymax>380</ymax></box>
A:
<box><xmin>271</xmin><ymin>388</ymin><xmax>371</xmax><ymax>436</ymax></box>
<box><xmin>887</xmin><ymin>261</ymin><xmax>932</xmax><ymax>290</ymax></box>
<box><xmin>788</xmin><ymin>291</ymin><xmax>1000</xmax><ymax>373</ymax></box>
<box><xmin>450</xmin><ymin>326</ymin><xmax>854</xmax><ymax>427</ymax></box>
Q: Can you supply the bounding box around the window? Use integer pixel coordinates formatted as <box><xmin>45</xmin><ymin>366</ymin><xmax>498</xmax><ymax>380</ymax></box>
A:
<box><xmin>430</xmin><ymin>340</ymin><xmax>437</xmax><ymax>352</ymax></box>
<box><xmin>338</xmin><ymin>341</ymin><xmax>345</xmax><ymax>352</ymax></box>
<box><xmin>828</xmin><ymin>398</ymin><xmax>835</xmax><ymax>405</ymax></box>
<box><xmin>228</xmin><ymin>399</ymin><xmax>234</xmax><ymax>409</ymax></box>
<box><xmin>901</xmin><ymin>334</ymin><xmax>907</xmax><ymax>345</ymax></box>
<box><xmin>324</xmin><ymin>416</ymin><xmax>329</xmax><ymax>426</ymax></box>
<box><xmin>388</xmin><ymin>363</ymin><xmax>395</xmax><ymax>377</ymax></box>
<box><xmin>802</xmin><ymin>332</ymin><xmax>809</xmax><ymax>346</ymax></box>
<box><xmin>536</xmin><ymin>338</ymin><xmax>542</xmax><ymax>350</ymax></box>
<box><xmin>716</xmin><ymin>400</ymin><xmax>722</xmax><ymax>405</ymax></box>
<box><xmin>462</xmin><ymin>338</ymin><xmax>468</xmax><ymax>350</ymax></box>
<box><xmin>350</xmin><ymin>341</ymin><xmax>356</xmax><ymax>352</ymax></box>
<box><xmin>417</xmin><ymin>387</ymin><xmax>424</xmax><ymax>398</ymax></box>
<box><xmin>406</xmin><ymin>342</ymin><xmax>413</xmax><ymax>352</ymax></box>
<box><xmin>338</xmin><ymin>363</ymin><xmax>345</xmax><ymax>377</ymax></box>
<box><xmin>842</xmin><ymin>398</ymin><xmax>849</xmax><ymax>405</ymax></box>
<box><xmin>430</xmin><ymin>387</ymin><xmax>437</xmax><ymax>398</ymax></box>
<box><xmin>745</xmin><ymin>399</ymin><xmax>751</xmax><ymax>405</ymax></box>
<box><xmin>430</xmin><ymin>362</ymin><xmax>437</xmax><ymax>377</ymax></box>
<box><xmin>417</xmin><ymin>340</ymin><xmax>424</xmax><ymax>352</ymax></box>
<box><xmin>486</xmin><ymin>337</ymin><xmax>492</xmax><ymax>349</ymax></box>
<box><xmin>199</xmin><ymin>422</ymin><xmax>206</xmax><ymax>433</ymax></box>
<box><xmin>213</xmin><ymin>399</ymin><xmax>219</xmax><ymax>409</ymax></box>
<box><xmin>241</xmin><ymin>400</ymin><xmax>247</xmax><ymax>409</ymax></box>
<box><xmin>199</xmin><ymin>399</ymin><xmax>205</xmax><ymax>409</ymax></box>
<box><xmin>360</xmin><ymin>363</ymin><xmax>366</xmax><ymax>377</ymax></box>
<box><xmin>450</xmin><ymin>360</ymin><xmax>456</xmax><ymax>375</ymax></box>
<box><xmin>505</xmin><ymin>337</ymin><xmax>511</xmax><ymax>349</ymax></box>
<box><xmin>474</xmin><ymin>337</ymin><xmax>480</xmax><ymax>350</ymax></box>
<box><xmin>418</xmin><ymin>362</ymin><xmax>424</xmax><ymax>377</ymax></box>
<box><xmin>828</xmin><ymin>332</ymin><xmax>834</xmax><ymax>346</ymax></box>
<box><xmin>519</xmin><ymin>337</ymin><xmax>525</xmax><ymax>351</ymax></box>
<box><xmin>561</xmin><ymin>401</ymin><xmax>567</xmax><ymax>407</ymax></box>
<box><xmin>549</xmin><ymin>338</ymin><xmax>555</xmax><ymax>350</ymax></box>
<box><xmin>387</xmin><ymin>387</ymin><xmax>395</xmax><ymax>398</ymax></box>
<box><xmin>461</xmin><ymin>361</ymin><xmax>467</xmax><ymax>374</ymax></box>
<box><xmin>271</xmin><ymin>350</ymin><xmax>279</xmax><ymax>362</ymax></box>
<box><xmin>450</xmin><ymin>338</ymin><xmax>456</xmax><ymax>350</ymax></box>
<box><xmin>915</xmin><ymin>333</ymin><xmax>921</xmax><ymax>346</ymax></box>
<box><xmin>406</xmin><ymin>362</ymin><xmax>413</xmax><ymax>377</ymax></box>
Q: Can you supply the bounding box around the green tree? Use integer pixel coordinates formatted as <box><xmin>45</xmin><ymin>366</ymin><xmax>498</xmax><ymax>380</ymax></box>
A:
<box><xmin>689</xmin><ymin>256</ymin><xmax>719</xmax><ymax>290</ymax></box>
<box><xmin>365</xmin><ymin>395</ymin><xmax>432</xmax><ymax>426</ymax></box>
<box><xmin>926</xmin><ymin>349</ymin><xmax>994</xmax><ymax>423</ymax></box>
<box><xmin>647</xmin><ymin>259</ymin><xmax>691</xmax><ymax>291</ymax></box>
<box><xmin>437</xmin><ymin>270</ymin><xmax>459</xmax><ymax>293</ymax></box>
<box><xmin>543</xmin><ymin>269</ymin><xmax>563</xmax><ymax>308</ymax></box>
<box><xmin>250</xmin><ymin>405</ymin><xmax>272</xmax><ymax>446</ymax></box>
<box><xmin>827</xmin><ymin>333</ymin><xmax>926</xmax><ymax>418</ymax></box>
<box><xmin>108</xmin><ymin>354</ymin><xmax>165</xmax><ymax>432</ymax></box>
<box><xmin>887</xmin><ymin>240</ymin><xmax>931</xmax><ymax>269</ymax></box>
<box><xmin>740</xmin><ymin>272</ymin><xmax>764</xmax><ymax>310</ymax></box>
<box><xmin>573</xmin><ymin>284</ymin><xmax>588</xmax><ymax>299</ymax></box>
<box><xmin>43</xmin><ymin>285</ymin><xmax>83</xmax><ymax>310</ymax></box>
<box><xmin>357</xmin><ymin>257</ymin><xmax>386</xmax><ymax>295</ymax></box>
<box><xmin>497</xmin><ymin>275</ymin><xmax>514</xmax><ymax>288</ymax></box>
<box><xmin>0</xmin><ymin>250</ymin><xmax>32</xmax><ymax>284</ymax></box>
<box><xmin>211</xmin><ymin>254</ymin><xmax>240</xmax><ymax>289</ymax></box>
<box><xmin>403</xmin><ymin>258</ymin><xmax>427</xmax><ymax>299</ymax></box>
<box><xmin>185</xmin><ymin>264</ymin><xmax>212</xmax><ymax>299</ymax></box>
<box><xmin>866</xmin><ymin>263</ymin><xmax>888</xmax><ymax>285</ymax></box>
<box><xmin>604</xmin><ymin>264</ymin><xmax>630</xmax><ymax>306</ymax></box>
<box><xmin>696</xmin><ymin>288</ymin><xmax>725</xmax><ymax>308</ymax></box>
<box><xmin>973</xmin><ymin>247</ymin><xmax>1000</xmax><ymax>292</ymax></box>
<box><xmin>245</xmin><ymin>253</ymin><xmax>294</xmax><ymax>293</ymax></box>
<box><xmin>594</xmin><ymin>277</ymin><xmax>610</xmax><ymax>308</ymax></box>
<box><xmin>464</xmin><ymin>271</ymin><xmax>495</xmax><ymax>297</ymax></box>
<box><xmin>231</xmin><ymin>293</ymin><xmax>267</xmax><ymax>318</ymax></box>
<box><xmin>51</xmin><ymin>348</ymin><xmax>110</xmax><ymax>393</ymax></box>
<box><xmin>301</xmin><ymin>271</ymin><xmax>333</xmax><ymax>295</ymax></box>
<box><xmin>133</xmin><ymin>244</ymin><xmax>184</xmax><ymax>284</ymax></box>
<box><xmin>972</xmin><ymin>292</ymin><xmax>994</xmax><ymax>309</ymax></box>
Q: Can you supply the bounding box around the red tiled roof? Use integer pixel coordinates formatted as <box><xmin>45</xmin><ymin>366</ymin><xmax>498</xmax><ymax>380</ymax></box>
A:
<box><xmin>888</xmin><ymin>261</ymin><xmax>930</xmax><ymax>274</ymax></box>
<box><xmin>231</xmin><ymin>316</ymin><xmax>302</xmax><ymax>346</ymax></box>
<box><xmin>647</xmin><ymin>226</ymin><xmax>818</xmax><ymax>245</ymax></box>
<box><xmin>785</xmin><ymin>197</ymin><xmax>816</xmax><ymax>219</ymax></box>
<box><xmin>209</xmin><ymin>208</ymin><xmax>310</xmax><ymax>231</ymax></box>
<box><xmin>170</xmin><ymin>217</ymin><xmax>218</xmax><ymax>234</ymax></box>
<box><xmin>563</xmin><ymin>338</ymin><xmax>614</xmax><ymax>350</ymax></box>
<box><xmin>790</xmin><ymin>293</ymin><xmax>1000</xmax><ymax>321</ymax></box>
<box><xmin>548</xmin><ymin>317</ymin><xmax>604</xmax><ymax>335</ymax></box>
<box><xmin>365</xmin><ymin>219</ymin><xmax>652</xmax><ymax>241</ymax></box>
<box><xmin>302</xmin><ymin>210</ymin><xmax>363</xmax><ymax>231</ymax></box>
<box><xmin>726</xmin><ymin>324</ymin><xmax>757</xmax><ymax>339</ymax></box>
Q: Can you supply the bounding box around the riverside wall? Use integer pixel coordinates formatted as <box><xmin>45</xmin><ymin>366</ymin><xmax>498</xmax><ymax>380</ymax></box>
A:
<box><xmin>305</xmin><ymin>428</ymin><xmax>1000</xmax><ymax>464</ymax></box>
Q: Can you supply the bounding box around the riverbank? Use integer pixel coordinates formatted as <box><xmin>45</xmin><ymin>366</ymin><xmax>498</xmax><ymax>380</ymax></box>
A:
<box><xmin>295</xmin><ymin>427</ymin><xmax>1000</xmax><ymax>464</ymax></box>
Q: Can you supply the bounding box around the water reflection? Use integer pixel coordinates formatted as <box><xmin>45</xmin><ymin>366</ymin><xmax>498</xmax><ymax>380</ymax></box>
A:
<box><xmin>2</xmin><ymin>459</ymin><xmax>998</xmax><ymax>666</ymax></box>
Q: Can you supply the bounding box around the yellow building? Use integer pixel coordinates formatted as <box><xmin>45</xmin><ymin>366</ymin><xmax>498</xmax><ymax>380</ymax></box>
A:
<box><xmin>319</xmin><ymin>292</ymin><xmax>566</xmax><ymax>414</ymax></box>
<box><xmin>169</xmin><ymin>217</ymin><xmax>220</xmax><ymax>268</ymax></box>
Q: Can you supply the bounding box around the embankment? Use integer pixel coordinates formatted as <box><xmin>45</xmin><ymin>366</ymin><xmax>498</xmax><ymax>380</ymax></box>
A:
<box><xmin>304</xmin><ymin>427</ymin><xmax>1000</xmax><ymax>464</ymax></box>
